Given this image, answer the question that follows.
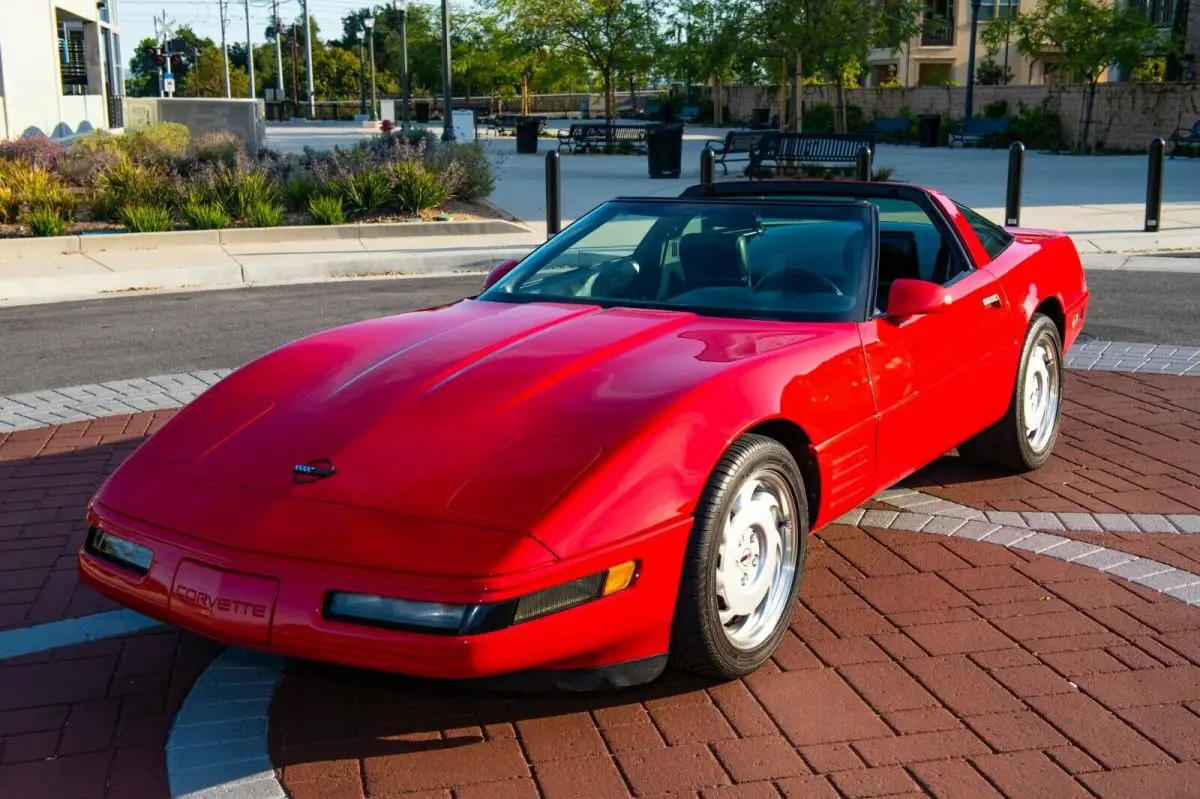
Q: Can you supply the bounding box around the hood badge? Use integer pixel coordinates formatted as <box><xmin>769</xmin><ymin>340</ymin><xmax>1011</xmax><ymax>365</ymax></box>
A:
<box><xmin>293</xmin><ymin>459</ymin><xmax>336</xmax><ymax>483</ymax></box>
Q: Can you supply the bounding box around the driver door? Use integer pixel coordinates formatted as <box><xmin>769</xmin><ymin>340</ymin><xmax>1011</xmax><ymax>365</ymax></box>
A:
<box><xmin>862</xmin><ymin>217</ymin><xmax>1013</xmax><ymax>489</ymax></box>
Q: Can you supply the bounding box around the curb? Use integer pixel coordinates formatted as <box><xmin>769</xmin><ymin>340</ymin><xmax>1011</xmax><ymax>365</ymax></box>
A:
<box><xmin>0</xmin><ymin>245</ymin><xmax>537</xmax><ymax>306</ymax></box>
<box><xmin>0</xmin><ymin>219</ymin><xmax>530</xmax><ymax>258</ymax></box>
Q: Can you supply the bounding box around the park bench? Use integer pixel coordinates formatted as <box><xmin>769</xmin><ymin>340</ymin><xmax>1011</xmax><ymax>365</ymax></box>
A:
<box><xmin>1167</xmin><ymin>119</ymin><xmax>1200</xmax><ymax>158</ymax></box>
<box><xmin>948</xmin><ymin>117</ymin><xmax>1011</xmax><ymax>148</ymax></box>
<box><xmin>556</xmin><ymin>123</ymin><xmax>648</xmax><ymax>153</ymax></box>
<box><xmin>749</xmin><ymin>132</ymin><xmax>876</xmax><ymax>173</ymax></box>
<box><xmin>705</xmin><ymin>130</ymin><xmax>769</xmax><ymax>174</ymax></box>
<box><xmin>483</xmin><ymin>114</ymin><xmax>547</xmax><ymax>136</ymax></box>
<box><xmin>864</xmin><ymin>117</ymin><xmax>913</xmax><ymax>144</ymax></box>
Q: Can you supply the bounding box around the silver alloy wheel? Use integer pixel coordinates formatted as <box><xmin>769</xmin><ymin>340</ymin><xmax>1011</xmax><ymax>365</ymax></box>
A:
<box><xmin>1024</xmin><ymin>336</ymin><xmax>1061</xmax><ymax>454</ymax></box>
<box><xmin>714</xmin><ymin>468</ymin><xmax>798</xmax><ymax>651</ymax></box>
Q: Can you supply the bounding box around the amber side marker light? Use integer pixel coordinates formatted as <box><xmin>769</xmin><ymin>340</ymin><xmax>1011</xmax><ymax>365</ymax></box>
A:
<box><xmin>603</xmin><ymin>560</ymin><xmax>639</xmax><ymax>596</ymax></box>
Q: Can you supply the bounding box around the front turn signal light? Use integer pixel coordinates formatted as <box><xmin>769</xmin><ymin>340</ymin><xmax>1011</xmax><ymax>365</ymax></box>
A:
<box><xmin>603</xmin><ymin>560</ymin><xmax>638</xmax><ymax>596</ymax></box>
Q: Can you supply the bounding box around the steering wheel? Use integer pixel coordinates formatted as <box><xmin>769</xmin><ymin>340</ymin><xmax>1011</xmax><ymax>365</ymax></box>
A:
<box><xmin>590</xmin><ymin>257</ymin><xmax>643</xmax><ymax>299</ymax></box>
<box><xmin>754</xmin><ymin>268</ymin><xmax>844</xmax><ymax>296</ymax></box>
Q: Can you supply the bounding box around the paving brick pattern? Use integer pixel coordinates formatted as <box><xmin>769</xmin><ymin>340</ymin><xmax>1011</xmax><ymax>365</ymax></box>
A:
<box><xmin>2</xmin><ymin>370</ymin><xmax>1200</xmax><ymax>797</ymax></box>
<box><xmin>0</xmin><ymin>412</ymin><xmax>223</xmax><ymax>798</ymax></box>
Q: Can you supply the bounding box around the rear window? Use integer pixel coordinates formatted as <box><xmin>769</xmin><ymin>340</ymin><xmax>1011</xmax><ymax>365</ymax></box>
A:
<box><xmin>956</xmin><ymin>203</ymin><xmax>1014</xmax><ymax>259</ymax></box>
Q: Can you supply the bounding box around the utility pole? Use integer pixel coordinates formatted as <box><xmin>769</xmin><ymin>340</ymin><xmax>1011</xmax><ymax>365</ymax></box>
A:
<box><xmin>302</xmin><ymin>0</ymin><xmax>315</xmax><ymax>118</ymax></box>
<box><xmin>244</xmin><ymin>0</ymin><xmax>255</xmax><ymax>98</ymax></box>
<box><xmin>439</xmin><ymin>0</ymin><xmax>454</xmax><ymax>140</ymax></box>
<box><xmin>272</xmin><ymin>0</ymin><xmax>284</xmax><ymax>100</ymax></box>
<box><xmin>290</xmin><ymin>24</ymin><xmax>299</xmax><ymax>108</ymax></box>
<box><xmin>218</xmin><ymin>0</ymin><xmax>231</xmax><ymax>98</ymax></box>
<box><xmin>367</xmin><ymin>20</ymin><xmax>377</xmax><ymax>122</ymax></box>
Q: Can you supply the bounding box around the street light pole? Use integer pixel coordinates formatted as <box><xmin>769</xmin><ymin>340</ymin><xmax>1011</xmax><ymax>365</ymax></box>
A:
<box><xmin>439</xmin><ymin>0</ymin><xmax>455</xmax><ymax>140</ymax></box>
<box><xmin>399</xmin><ymin>2</ymin><xmax>410</xmax><ymax>130</ymax></box>
<box><xmin>358</xmin><ymin>31</ymin><xmax>367</xmax><ymax>116</ymax></box>
<box><xmin>302</xmin><ymin>0</ymin><xmax>315</xmax><ymax>118</ymax></box>
<box><xmin>244</xmin><ymin>0</ymin><xmax>255</xmax><ymax>98</ymax></box>
<box><xmin>272</xmin><ymin>0</ymin><xmax>285</xmax><ymax>101</ymax></box>
<box><xmin>365</xmin><ymin>18</ymin><xmax>377</xmax><ymax>121</ymax></box>
<box><xmin>964</xmin><ymin>0</ymin><xmax>983</xmax><ymax>120</ymax></box>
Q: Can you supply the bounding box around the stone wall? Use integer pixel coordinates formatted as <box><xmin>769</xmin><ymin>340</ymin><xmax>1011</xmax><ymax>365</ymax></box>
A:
<box><xmin>123</xmin><ymin>98</ymin><xmax>267</xmax><ymax>152</ymax></box>
<box><xmin>722</xmin><ymin>82</ymin><xmax>1200</xmax><ymax>151</ymax></box>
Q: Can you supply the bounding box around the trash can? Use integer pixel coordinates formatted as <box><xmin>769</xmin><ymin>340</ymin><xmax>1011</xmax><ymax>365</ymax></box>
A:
<box><xmin>515</xmin><ymin>116</ymin><xmax>540</xmax><ymax>154</ymax></box>
<box><xmin>415</xmin><ymin>100</ymin><xmax>430</xmax><ymax>123</ymax></box>
<box><xmin>646</xmin><ymin>122</ymin><xmax>684</xmax><ymax>179</ymax></box>
<box><xmin>918</xmin><ymin>114</ymin><xmax>942</xmax><ymax>148</ymax></box>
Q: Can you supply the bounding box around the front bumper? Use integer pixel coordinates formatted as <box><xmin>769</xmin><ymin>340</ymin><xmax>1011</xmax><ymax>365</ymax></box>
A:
<box><xmin>78</xmin><ymin>503</ymin><xmax>689</xmax><ymax>684</ymax></box>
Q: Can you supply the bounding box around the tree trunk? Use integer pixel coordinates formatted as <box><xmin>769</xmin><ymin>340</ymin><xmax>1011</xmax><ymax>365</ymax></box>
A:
<box><xmin>779</xmin><ymin>57</ymin><xmax>787</xmax><ymax>132</ymax></box>
<box><xmin>794</xmin><ymin>53</ymin><xmax>803</xmax><ymax>133</ymax></box>
<box><xmin>836</xmin><ymin>74</ymin><xmax>847</xmax><ymax>134</ymax></box>
<box><xmin>714</xmin><ymin>76</ymin><xmax>723</xmax><ymax>125</ymax></box>
<box><xmin>1081</xmin><ymin>81</ymin><xmax>1097</xmax><ymax>153</ymax></box>
<box><xmin>630</xmin><ymin>76</ymin><xmax>637</xmax><ymax>116</ymax></box>
<box><xmin>603</xmin><ymin>70</ymin><xmax>615</xmax><ymax>132</ymax></box>
<box><xmin>522</xmin><ymin>74</ymin><xmax>529</xmax><ymax>115</ymax></box>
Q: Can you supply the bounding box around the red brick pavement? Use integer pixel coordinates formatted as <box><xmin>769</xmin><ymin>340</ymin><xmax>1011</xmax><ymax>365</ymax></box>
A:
<box><xmin>0</xmin><ymin>412</ymin><xmax>223</xmax><ymax>799</ymax></box>
<box><xmin>2</xmin><ymin>372</ymin><xmax>1200</xmax><ymax>798</ymax></box>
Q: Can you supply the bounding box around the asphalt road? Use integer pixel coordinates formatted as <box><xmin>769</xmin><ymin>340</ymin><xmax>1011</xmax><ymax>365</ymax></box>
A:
<box><xmin>1</xmin><ymin>271</ymin><xmax>1196</xmax><ymax>396</ymax></box>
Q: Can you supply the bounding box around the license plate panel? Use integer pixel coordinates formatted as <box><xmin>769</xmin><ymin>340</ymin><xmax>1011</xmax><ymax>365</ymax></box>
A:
<box><xmin>169</xmin><ymin>560</ymin><xmax>279</xmax><ymax>645</ymax></box>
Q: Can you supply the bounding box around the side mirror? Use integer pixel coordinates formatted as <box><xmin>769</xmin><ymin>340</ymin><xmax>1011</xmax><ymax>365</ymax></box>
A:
<box><xmin>482</xmin><ymin>259</ymin><xmax>519</xmax><ymax>291</ymax></box>
<box><xmin>887</xmin><ymin>278</ymin><xmax>952</xmax><ymax>318</ymax></box>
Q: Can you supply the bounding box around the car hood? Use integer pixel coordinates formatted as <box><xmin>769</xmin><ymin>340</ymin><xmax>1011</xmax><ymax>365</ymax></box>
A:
<box><xmin>113</xmin><ymin>299</ymin><xmax>833</xmax><ymax>536</ymax></box>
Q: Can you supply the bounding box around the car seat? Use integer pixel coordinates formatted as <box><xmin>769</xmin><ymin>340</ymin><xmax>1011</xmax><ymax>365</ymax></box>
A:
<box><xmin>877</xmin><ymin>230</ymin><xmax>921</xmax><ymax>311</ymax></box>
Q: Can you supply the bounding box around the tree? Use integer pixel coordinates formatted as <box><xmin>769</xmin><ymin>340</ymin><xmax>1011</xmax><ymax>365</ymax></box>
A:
<box><xmin>673</xmin><ymin>0</ymin><xmax>752</xmax><ymax>124</ymax></box>
<box><xmin>982</xmin><ymin>0</ymin><xmax>1162</xmax><ymax>152</ymax></box>
<box><xmin>976</xmin><ymin>55</ymin><xmax>1014</xmax><ymax>85</ymax></box>
<box><xmin>127</xmin><ymin>27</ymin><xmax>211</xmax><ymax>97</ymax></box>
<box><xmin>498</xmin><ymin>0</ymin><xmax>662</xmax><ymax>125</ymax></box>
<box><xmin>181</xmin><ymin>43</ymin><xmax>249</xmax><ymax>97</ymax></box>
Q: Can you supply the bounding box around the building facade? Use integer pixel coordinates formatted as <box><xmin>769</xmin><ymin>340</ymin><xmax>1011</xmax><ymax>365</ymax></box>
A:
<box><xmin>0</xmin><ymin>0</ymin><xmax>125</xmax><ymax>140</ymax></box>
<box><xmin>866</xmin><ymin>0</ymin><xmax>1194</xmax><ymax>88</ymax></box>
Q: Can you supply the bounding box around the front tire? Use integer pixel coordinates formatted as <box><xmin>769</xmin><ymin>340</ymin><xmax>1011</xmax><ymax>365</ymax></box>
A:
<box><xmin>959</xmin><ymin>313</ymin><xmax>1064</xmax><ymax>472</ymax></box>
<box><xmin>669</xmin><ymin>434</ymin><xmax>809</xmax><ymax>679</ymax></box>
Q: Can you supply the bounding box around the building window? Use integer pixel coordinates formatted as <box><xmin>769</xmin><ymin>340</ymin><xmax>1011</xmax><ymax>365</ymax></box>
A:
<box><xmin>977</xmin><ymin>0</ymin><xmax>1018</xmax><ymax>21</ymax></box>
<box><xmin>58</xmin><ymin>22</ymin><xmax>88</xmax><ymax>95</ymax></box>
<box><xmin>1128</xmin><ymin>0</ymin><xmax>1173</xmax><ymax>27</ymax></box>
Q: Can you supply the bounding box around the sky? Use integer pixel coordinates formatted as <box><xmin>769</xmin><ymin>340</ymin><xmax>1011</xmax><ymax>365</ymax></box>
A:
<box><xmin>116</xmin><ymin>0</ymin><xmax>400</xmax><ymax>63</ymax></box>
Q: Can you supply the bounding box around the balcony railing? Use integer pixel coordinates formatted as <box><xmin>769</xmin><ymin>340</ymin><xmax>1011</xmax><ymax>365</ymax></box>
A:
<box><xmin>921</xmin><ymin>15</ymin><xmax>955</xmax><ymax>46</ymax></box>
<box><xmin>1128</xmin><ymin>0</ymin><xmax>1173</xmax><ymax>27</ymax></box>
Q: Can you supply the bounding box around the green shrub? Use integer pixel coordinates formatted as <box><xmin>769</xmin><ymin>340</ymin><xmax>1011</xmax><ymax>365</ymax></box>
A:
<box><xmin>0</xmin><ymin>186</ymin><xmax>16</xmax><ymax>223</ymax></box>
<box><xmin>1010</xmin><ymin>98</ymin><xmax>1063</xmax><ymax>151</ymax></box>
<box><xmin>192</xmin><ymin>131</ymin><xmax>243</xmax><ymax>166</ymax></box>
<box><xmin>183</xmin><ymin>199</ymin><xmax>232</xmax><ymax>230</ymax></box>
<box><xmin>340</xmin><ymin>168</ymin><xmax>390</xmax><ymax>216</ymax></box>
<box><xmin>120</xmin><ymin>203</ymin><xmax>173</xmax><ymax>233</ymax></box>
<box><xmin>982</xmin><ymin>99</ymin><xmax>1009</xmax><ymax>119</ymax></box>
<box><xmin>24</xmin><ymin>207</ymin><xmax>68</xmax><ymax>237</ymax></box>
<box><xmin>282</xmin><ymin>172</ymin><xmax>322</xmax><ymax>212</ymax></box>
<box><xmin>389</xmin><ymin>161</ymin><xmax>447</xmax><ymax>215</ymax></box>
<box><xmin>0</xmin><ymin>163</ymin><xmax>76</xmax><ymax>221</ymax></box>
<box><xmin>91</xmin><ymin>158</ymin><xmax>167</xmax><ymax>221</ymax></box>
<box><xmin>245</xmin><ymin>200</ymin><xmax>284</xmax><ymax>228</ymax></box>
<box><xmin>433</xmin><ymin>142</ymin><xmax>495</xmax><ymax>201</ymax></box>
<box><xmin>123</xmin><ymin>122</ymin><xmax>191</xmax><ymax>165</ymax></box>
<box><xmin>0</xmin><ymin>134</ymin><xmax>65</xmax><ymax>170</ymax></box>
<box><xmin>229</xmin><ymin>171</ymin><xmax>280</xmax><ymax>220</ymax></box>
<box><xmin>308</xmin><ymin>194</ymin><xmax>346</xmax><ymax>225</ymax></box>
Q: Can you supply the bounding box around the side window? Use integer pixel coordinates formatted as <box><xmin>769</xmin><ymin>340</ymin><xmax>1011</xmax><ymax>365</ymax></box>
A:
<box><xmin>956</xmin><ymin>203</ymin><xmax>1014</xmax><ymax>260</ymax></box>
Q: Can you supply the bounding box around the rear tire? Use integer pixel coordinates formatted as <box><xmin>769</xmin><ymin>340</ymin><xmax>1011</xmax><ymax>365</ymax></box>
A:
<box><xmin>669</xmin><ymin>434</ymin><xmax>809</xmax><ymax>679</ymax></box>
<box><xmin>959</xmin><ymin>313</ymin><xmax>1063</xmax><ymax>473</ymax></box>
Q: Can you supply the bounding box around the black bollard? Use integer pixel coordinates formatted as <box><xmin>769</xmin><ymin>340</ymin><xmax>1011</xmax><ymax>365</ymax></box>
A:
<box><xmin>856</xmin><ymin>145</ymin><xmax>872</xmax><ymax>181</ymax></box>
<box><xmin>545</xmin><ymin>150</ymin><xmax>561</xmax><ymax>239</ymax></box>
<box><xmin>1145</xmin><ymin>137</ymin><xmax>1165</xmax><ymax>233</ymax></box>
<box><xmin>700</xmin><ymin>148</ymin><xmax>716</xmax><ymax>185</ymax></box>
<box><xmin>1005</xmin><ymin>141</ymin><xmax>1025</xmax><ymax>227</ymax></box>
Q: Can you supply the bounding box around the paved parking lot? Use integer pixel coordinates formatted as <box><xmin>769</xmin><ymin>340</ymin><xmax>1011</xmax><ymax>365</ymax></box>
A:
<box><xmin>3</xmin><ymin>368</ymin><xmax>1200</xmax><ymax>798</ymax></box>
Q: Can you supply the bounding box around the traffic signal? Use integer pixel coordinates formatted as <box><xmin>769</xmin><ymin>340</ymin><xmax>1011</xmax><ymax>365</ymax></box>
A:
<box><xmin>149</xmin><ymin>48</ymin><xmax>166</xmax><ymax>67</ymax></box>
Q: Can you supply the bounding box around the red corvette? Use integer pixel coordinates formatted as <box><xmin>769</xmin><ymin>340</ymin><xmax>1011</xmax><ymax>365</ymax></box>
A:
<box><xmin>80</xmin><ymin>180</ymin><xmax>1088</xmax><ymax>689</ymax></box>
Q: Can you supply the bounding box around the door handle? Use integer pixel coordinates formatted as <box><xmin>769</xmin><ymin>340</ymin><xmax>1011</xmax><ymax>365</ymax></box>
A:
<box><xmin>982</xmin><ymin>293</ymin><xmax>1002</xmax><ymax>309</ymax></box>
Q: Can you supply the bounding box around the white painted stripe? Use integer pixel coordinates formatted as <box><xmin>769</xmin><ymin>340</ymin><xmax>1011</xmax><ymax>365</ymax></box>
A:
<box><xmin>167</xmin><ymin>648</ymin><xmax>288</xmax><ymax>799</ymax></box>
<box><xmin>0</xmin><ymin>609</ymin><xmax>163</xmax><ymax>660</ymax></box>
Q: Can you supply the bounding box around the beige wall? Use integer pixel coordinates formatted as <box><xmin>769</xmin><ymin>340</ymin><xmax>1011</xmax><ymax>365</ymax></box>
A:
<box><xmin>724</xmin><ymin>82</ymin><xmax>1200</xmax><ymax>150</ymax></box>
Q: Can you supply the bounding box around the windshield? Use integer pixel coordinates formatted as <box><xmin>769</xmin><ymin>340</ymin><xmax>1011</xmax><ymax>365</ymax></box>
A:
<box><xmin>479</xmin><ymin>199</ymin><xmax>877</xmax><ymax>323</ymax></box>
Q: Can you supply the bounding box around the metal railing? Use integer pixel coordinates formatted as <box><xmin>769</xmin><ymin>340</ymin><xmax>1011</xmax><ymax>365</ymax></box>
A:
<box><xmin>921</xmin><ymin>14</ymin><xmax>955</xmax><ymax>46</ymax></box>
